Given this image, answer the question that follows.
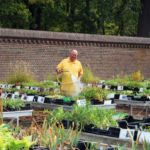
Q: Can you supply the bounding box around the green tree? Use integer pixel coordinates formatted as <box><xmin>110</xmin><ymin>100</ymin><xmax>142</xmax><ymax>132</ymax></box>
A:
<box><xmin>113</xmin><ymin>0</ymin><xmax>142</xmax><ymax>36</ymax></box>
<box><xmin>0</xmin><ymin>0</ymin><xmax>31</xmax><ymax>29</ymax></box>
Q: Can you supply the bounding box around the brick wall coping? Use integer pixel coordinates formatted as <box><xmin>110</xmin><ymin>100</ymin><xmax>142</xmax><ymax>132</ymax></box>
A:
<box><xmin>0</xmin><ymin>28</ymin><xmax>150</xmax><ymax>44</ymax></box>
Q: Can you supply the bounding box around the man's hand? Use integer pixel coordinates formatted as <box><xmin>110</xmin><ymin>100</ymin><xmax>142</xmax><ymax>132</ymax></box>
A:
<box><xmin>56</xmin><ymin>68</ymin><xmax>62</xmax><ymax>74</ymax></box>
<box><xmin>77</xmin><ymin>74</ymin><xmax>83</xmax><ymax>81</ymax></box>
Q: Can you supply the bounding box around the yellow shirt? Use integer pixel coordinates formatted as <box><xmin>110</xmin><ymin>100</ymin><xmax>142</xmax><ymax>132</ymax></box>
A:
<box><xmin>57</xmin><ymin>57</ymin><xmax>83</xmax><ymax>92</ymax></box>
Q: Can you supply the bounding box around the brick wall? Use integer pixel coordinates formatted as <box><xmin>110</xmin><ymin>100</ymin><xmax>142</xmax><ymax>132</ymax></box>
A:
<box><xmin>0</xmin><ymin>28</ymin><xmax>150</xmax><ymax>81</ymax></box>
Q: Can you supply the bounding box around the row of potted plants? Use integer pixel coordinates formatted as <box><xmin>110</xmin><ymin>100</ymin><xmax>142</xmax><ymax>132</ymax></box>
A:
<box><xmin>44</xmin><ymin>102</ymin><xmax>150</xmax><ymax>144</ymax></box>
<box><xmin>1</xmin><ymin>97</ymin><xmax>31</xmax><ymax>112</ymax></box>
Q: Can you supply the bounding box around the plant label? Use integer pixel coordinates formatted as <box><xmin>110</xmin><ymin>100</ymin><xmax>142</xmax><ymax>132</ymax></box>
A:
<box><xmin>8</xmin><ymin>85</ymin><xmax>13</xmax><ymax>88</ymax></box>
<box><xmin>1</xmin><ymin>84</ymin><xmax>7</xmax><ymax>89</ymax></box>
<box><xmin>35</xmin><ymin>87</ymin><xmax>40</xmax><ymax>91</ymax></box>
<box><xmin>117</xmin><ymin>86</ymin><xmax>124</xmax><ymax>91</ymax></box>
<box><xmin>139</xmin><ymin>88</ymin><xmax>146</xmax><ymax>93</ymax></box>
<box><xmin>105</xmin><ymin>85</ymin><xmax>110</xmax><ymax>90</ymax></box>
<box><xmin>77</xmin><ymin>99</ymin><xmax>86</xmax><ymax>106</ymax></box>
<box><xmin>54</xmin><ymin>88</ymin><xmax>60</xmax><ymax>93</ymax></box>
<box><xmin>1</xmin><ymin>93</ymin><xmax>7</xmax><ymax>99</ymax></box>
<box><xmin>107</xmin><ymin>93</ymin><xmax>114</xmax><ymax>99</ymax></box>
<box><xmin>27</xmin><ymin>96</ymin><xmax>34</xmax><ymax>102</ymax></box>
<box><xmin>119</xmin><ymin>129</ymin><xmax>135</xmax><ymax>139</ymax></box>
<box><xmin>97</xmin><ymin>85</ymin><xmax>102</xmax><ymax>88</ymax></box>
<box><xmin>87</xmin><ymin>84</ymin><xmax>92</xmax><ymax>87</ymax></box>
<box><xmin>16</xmin><ymin>86</ymin><xmax>21</xmax><ymax>89</ymax></box>
<box><xmin>99</xmin><ymin>81</ymin><xmax>105</xmax><ymax>84</ymax></box>
<box><xmin>44</xmin><ymin>88</ymin><xmax>50</xmax><ymax>91</ymax></box>
<box><xmin>104</xmin><ymin>100</ymin><xmax>112</xmax><ymax>105</ymax></box>
<box><xmin>30</xmin><ymin>87</ymin><xmax>36</xmax><ymax>90</ymax></box>
<box><xmin>24</xmin><ymin>86</ymin><xmax>29</xmax><ymax>89</ymax></box>
<box><xmin>119</xmin><ymin>95</ymin><xmax>128</xmax><ymax>100</ymax></box>
<box><xmin>14</xmin><ymin>92</ymin><xmax>19</xmax><ymax>95</ymax></box>
<box><xmin>138</xmin><ymin>131</ymin><xmax>150</xmax><ymax>142</ymax></box>
<box><xmin>82</xmin><ymin>83</ymin><xmax>86</xmax><ymax>87</ymax></box>
<box><xmin>21</xmin><ymin>95</ymin><xmax>27</xmax><ymax>100</ymax></box>
<box><xmin>54</xmin><ymin>82</ymin><xmax>59</xmax><ymax>85</ymax></box>
<box><xmin>38</xmin><ymin>96</ymin><xmax>45</xmax><ymax>103</ymax></box>
<box><xmin>12</xmin><ymin>94</ymin><xmax>19</xmax><ymax>99</ymax></box>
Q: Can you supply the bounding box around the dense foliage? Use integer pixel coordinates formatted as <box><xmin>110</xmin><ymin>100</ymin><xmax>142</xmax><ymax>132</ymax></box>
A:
<box><xmin>0</xmin><ymin>0</ymin><xmax>143</xmax><ymax>36</ymax></box>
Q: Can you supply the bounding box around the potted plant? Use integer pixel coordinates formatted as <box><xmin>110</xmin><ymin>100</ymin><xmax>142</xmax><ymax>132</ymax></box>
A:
<box><xmin>0</xmin><ymin>124</ymin><xmax>35</xmax><ymax>150</ymax></box>
<box><xmin>84</xmin><ymin>87</ymin><xmax>104</xmax><ymax>105</ymax></box>
<box><xmin>102</xmin><ymin>90</ymin><xmax>112</xmax><ymax>105</ymax></box>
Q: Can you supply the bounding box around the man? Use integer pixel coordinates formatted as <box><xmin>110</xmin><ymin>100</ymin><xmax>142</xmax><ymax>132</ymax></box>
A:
<box><xmin>56</xmin><ymin>50</ymin><xmax>83</xmax><ymax>92</ymax></box>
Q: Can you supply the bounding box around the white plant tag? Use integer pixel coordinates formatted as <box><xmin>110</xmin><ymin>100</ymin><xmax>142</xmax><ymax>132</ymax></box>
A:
<box><xmin>104</xmin><ymin>100</ymin><xmax>112</xmax><ymax>105</ymax></box>
<box><xmin>87</xmin><ymin>84</ymin><xmax>92</xmax><ymax>87</ymax></box>
<box><xmin>105</xmin><ymin>85</ymin><xmax>110</xmax><ymax>90</ymax></box>
<box><xmin>38</xmin><ymin>96</ymin><xmax>45</xmax><ymax>103</ymax></box>
<box><xmin>16</xmin><ymin>86</ymin><xmax>21</xmax><ymax>89</ymax></box>
<box><xmin>8</xmin><ymin>85</ymin><xmax>13</xmax><ymax>88</ymax></box>
<box><xmin>139</xmin><ymin>88</ymin><xmax>146</xmax><ymax>93</ymax></box>
<box><xmin>107</xmin><ymin>93</ymin><xmax>114</xmax><ymax>99</ymax></box>
<box><xmin>119</xmin><ymin>129</ymin><xmax>135</xmax><ymax>139</ymax></box>
<box><xmin>54</xmin><ymin>88</ymin><xmax>60</xmax><ymax>93</ymax></box>
<box><xmin>44</xmin><ymin>88</ymin><xmax>50</xmax><ymax>91</ymax></box>
<box><xmin>14</xmin><ymin>92</ymin><xmax>19</xmax><ymax>95</ymax></box>
<box><xmin>12</xmin><ymin>94</ymin><xmax>19</xmax><ymax>99</ymax></box>
<box><xmin>27</xmin><ymin>96</ymin><xmax>34</xmax><ymax>102</ymax></box>
<box><xmin>100</xmin><ymin>81</ymin><xmax>105</xmax><ymax>84</ymax></box>
<box><xmin>1</xmin><ymin>84</ymin><xmax>7</xmax><ymax>89</ymax></box>
<box><xmin>97</xmin><ymin>85</ymin><xmax>102</xmax><ymax>88</ymax></box>
<box><xmin>77</xmin><ymin>99</ymin><xmax>86</xmax><ymax>106</ymax></box>
<box><xmin>82</xmin><ymin>83</ymin><xmax>86</xmax><ymax>87</ymax></box>
<box><xmin>35</xmin><ymin>87</ymin><xmax>40</xmax><ymax>91</ymax></box>
<box><xmin>138</xmin><ymin>131</ymin><xmax>150</xmax><ymax>142</ymax></box>
<box><xmin>30</xmin><ymin>87</ymin><xmax>36</xmax><ymax>90</ymax></box>
<box><xmin>54</xmin><ymin>82</ymin><xmax>59</xmax><ymax>85</ymax></box>
<box><xmin>21</xmin><ymin>95</ymin><xmax>25</xmax><ymax>100</ymax></box>
<box><xmin>119</xmin><ymin>95</ymin><xmax>128</xmax><ymax>100</ymax></box>
<box><xmin>1</xmin><ymin>93</ymin><xmax>7</xmax><ymax>99</ymax></box>
<box><xmin>117</xmin><ymin>86</ymin><xmax>124</xmax><ymax>91</ymax></box>
<box><xmin>24</xmin><ymin>86</ymin><xmax>29</xmax><ymax>89</ymax></box>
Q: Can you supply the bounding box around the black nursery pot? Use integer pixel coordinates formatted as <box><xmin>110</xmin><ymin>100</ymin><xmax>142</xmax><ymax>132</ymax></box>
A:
<box><xmin>90</xmin><ymin>99</ymin><xmax>104</xmax><ymax>105</ymax></box>
<box><xmin>111</xmin><ymin>86</ymin><xmax>117</xmax><ymax>90</ymax></box>
<box><xmin>55</xmin><ymin>99</ymin><xmax>64</xmax><ymax>105</ymax></box>
<box><xmin>76</xmin><ymin>141</ymin><xmax>91</xmax><ymax>150</ymax></box>
<box><xmin>69</xmin><ymin>100</ymin><xmax>76</xmax><ymax>106</ymax></box>
<box><xmin>82</xmin><ymin>124</ymin><xmax>95</xmax><ymax>133</ymax></box>
<box><xmin>127</xmin><ymin>95</ymin><xmax>134</xmax><ymax>100</ymax></box>
<box><xmin>123</xmin><ymin>86</ymin><xmax>129</xmax><ymax>90</ymax></box>
<box><xmin>108</xmin><ymin>127</ymin><xmax>120</xmax><ymax>138</ymax></box>
<box><xmin>44</xmin><ymin>97</ymin><xmax>52</xmax><ymax>103</ymax></box>
<box><xmin>133</xmin><ymin>87</ymin><xmax>139</xmax><ymax>92</ymax></box>
<box><xmin>114</xmin><ymin>94</ymin><xmax>120</xmax><ymax>99</ymax></box>
<box><xmin>141</xmin><ymin>96</ymin><xmax>149</xmax><ymax>102</ymax></box>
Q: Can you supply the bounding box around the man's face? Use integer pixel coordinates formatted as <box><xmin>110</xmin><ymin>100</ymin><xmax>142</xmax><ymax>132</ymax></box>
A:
<box><xmin>70</xmin><ymin>51</ymin><xmax>77</xmax><ymax>62</ymax></box>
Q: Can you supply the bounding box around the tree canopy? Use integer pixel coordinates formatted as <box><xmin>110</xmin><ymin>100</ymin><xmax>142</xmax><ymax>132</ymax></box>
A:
<box><xmin>0</xmin><ymin>0</ymin><xmax>149</xmax><ymax>37</ymax></box>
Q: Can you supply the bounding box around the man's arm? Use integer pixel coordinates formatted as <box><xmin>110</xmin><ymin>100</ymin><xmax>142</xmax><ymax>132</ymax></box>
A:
<box><xmin>78</xmin><ymin>74</ymin><xmax>83</xmax><ymax>81</ymax></box>
<box><xmin>56</xmin><ymin>68</ymin><xmax>62</xmax><ymax>74</ymax></box>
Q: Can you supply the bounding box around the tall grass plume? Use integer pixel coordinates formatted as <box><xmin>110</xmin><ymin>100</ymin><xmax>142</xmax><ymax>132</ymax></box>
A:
<box><xmin>81</xmin><ymin>65</ymin><xmax>100</xmax><ymax>84</ymax></box>
<box><xmin>7</xmin><ymin>60</ymin><xmax>34</xmax><ymax>84</ymax></box>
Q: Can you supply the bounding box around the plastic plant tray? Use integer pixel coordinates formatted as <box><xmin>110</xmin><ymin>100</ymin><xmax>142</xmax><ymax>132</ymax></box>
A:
<box><xmin>113</xmin><ymin>113</ymin><xmax>128</xmax><ymax>120</ymax></box>
<box><xmin>60</xmin><ymin>97</ymin><xmax>72</xmax><ymax>101</ymax></box>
